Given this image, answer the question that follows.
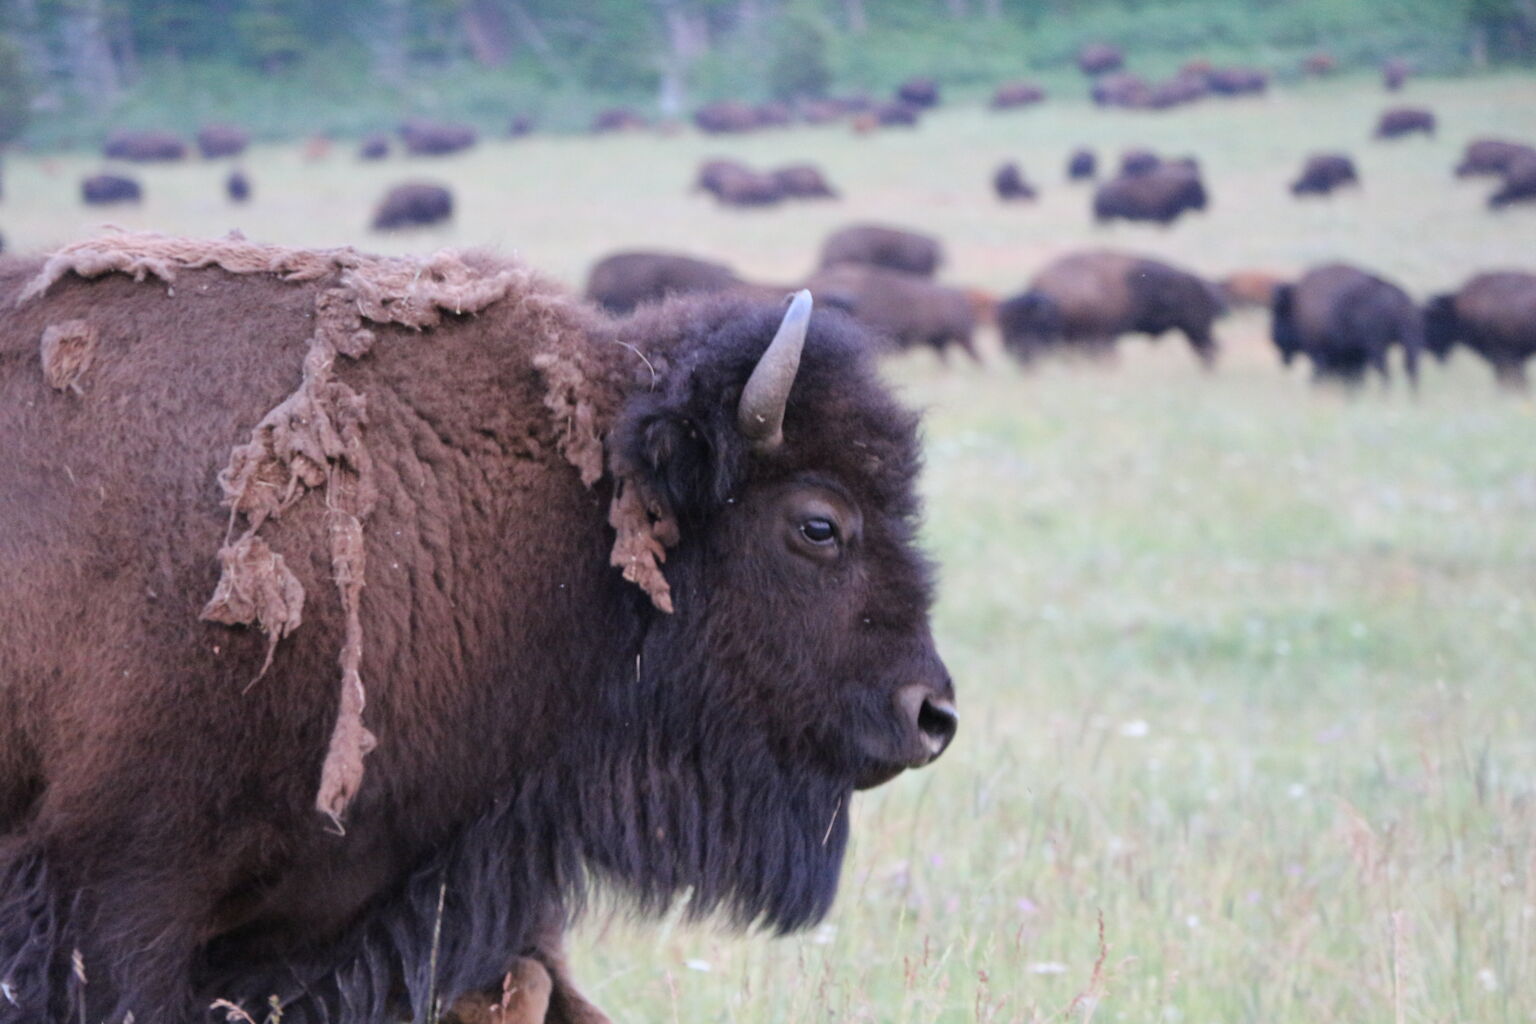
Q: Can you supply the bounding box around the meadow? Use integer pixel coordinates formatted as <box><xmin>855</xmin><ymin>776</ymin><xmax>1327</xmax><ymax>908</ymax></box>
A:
<box><xmin>6</xmin><ymin>71</ymin><xmax>1535</xmax><ymax>1022</ymax></box>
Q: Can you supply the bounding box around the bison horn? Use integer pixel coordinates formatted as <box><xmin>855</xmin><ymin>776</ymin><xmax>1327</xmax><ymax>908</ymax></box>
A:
<box><xmin>738</xmin><ymin>289</ymin><xmax>812</xmax><ymax>451</ymax></box>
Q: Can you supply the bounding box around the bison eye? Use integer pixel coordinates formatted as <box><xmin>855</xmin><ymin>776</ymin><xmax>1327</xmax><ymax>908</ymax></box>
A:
<box><xmin>800</xmin><ymin>517</ymin><xmax>838</xmax><ymax>545</ymax></box>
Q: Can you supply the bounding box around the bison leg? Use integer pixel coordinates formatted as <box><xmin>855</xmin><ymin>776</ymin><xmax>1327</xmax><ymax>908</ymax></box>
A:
<box><xmin>1492</xmin><ymin>357</ymin><xmax>1529</xmax><ymax>391</ymax></box>
<box><xmin>1184</xmin><ymin>329</ymin><xmax>1218</xmax><ymax>370</ymax></box>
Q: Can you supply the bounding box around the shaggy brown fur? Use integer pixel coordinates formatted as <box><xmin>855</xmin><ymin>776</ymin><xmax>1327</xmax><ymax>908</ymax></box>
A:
<box><xmin>1375</xmin><ymin>106</ymin><xmax>1435</xmax><ymax>139</ymax></box>
<box><xmin>806</xmin><ymin>263</ymin><xmax>981</xmax><ymax>362</ymax></box>
<box><xmin>1271</xmin><ymin>262</ymin><xmax>1422</xmax><ymax>387</ymax></box>
<box><xmin>818</xmin><ymin>223</ymin><xmax>942</xmax><ymax>278</ymax></box>
<box><xmin>1425</xmin><ymin>271</ymin><xmax>1536</xmax><ymax>389</ymax></box>
<box><xmin>584</xmin><ymin>251</ymin><xmax>741</xmax><ymax>314</ymax></box>
<box><xmin>0</xmin><ymin>233</ymin><xmax>954</xmax><ymax>1024</ymax></box>
<box><xmin>196</xmin><ymin>124</ymin><xmax>250</xmax><ymax>159</ymax></box>
<box><xmin>1093</xmin><ymin>164</ymin><xmax>1208</xmax><ymax>224</ymax></box>
<box><xmin>1291</xmin><ymin>153</ymin><xmax>1360</xmax><ymax>196</ymax></box>
<box><xmin>1454</xmin><ymin>138</ymin><xmax>1536</xmax><ymax>177</ymax></box>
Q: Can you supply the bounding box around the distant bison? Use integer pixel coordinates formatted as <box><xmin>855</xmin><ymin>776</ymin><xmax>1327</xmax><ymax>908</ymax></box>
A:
<box><xmin>102</xmin><ymin>130</ymin><xmax>186</xmax><ymax>162</ymax></box>
<box><xmin>591</xmin><ymin>107</ymin><xmax>648</xmax><ymax>133</ymax></box>
<box><xmin>819</xmin><ymin>224</ymin><xmax>943</xmax><ymax>278</ymax></box>
<box><xmin>1489</xmin><ymin>153</ymin><xmax>1536</xmax><ymax>208</ymax></box>
<box><xmin>371</xmin><ymin>182</ymin><xmax>454</xmax><ymax>230</ymax></box>
<box><xmin>1271</xmin><ymin>263</ymin><xmax>1422</xmax><ymax>386</ymax></box>
<box><xmin>1119</xmin><ymin>148</ymin><xmax>1163</xmax><ymax>177</ymax></box>
<box><xmin>81</xmin><ymin>173</ymin><xmax>142</xmax><ymax>205</ymax></box>
<box><xmin>507</xmin><ymin>115</ymin><xmax>535</xmax><ymax>137</ymax></box>
<box><xmin>1067</xmin><ymin>148</ymin><xmax>1097</xmax><ymax>181</ymax></box>
<box><xmin>1375</xmin><ymin>107</ymin><xmax>1435</xmax><ymax>139</ymax></box>
<box><xmin>993</xmin><ymin>162</ymin><xmax>1037</xmax><ymax>201</ymax></box>
<box><xmin>694</xmin><ymin>101</ymin><xmax>762</xmax><ymax>134</ymax></box>
<box><xmin>808</xmin><ymin>263</ymin><xmax>981</xmax><ymax>362</ymax></box>
<box><xmin>1205</xmin><ymin>66</ymin><xmax>1268</xmax><ymax>96</ymax></box>
<box><xmin>1424</xmin><ymin>271</ymin><xmax>1536</xmax><ymax>389</ymax></box>
<box><xmin>359</xmin><ymin>133</ymin><xmax>391</xmax><ymax>160</ymax></box>
<box><xmin>399</xmin><ymin>119</ymin><xmax>478</xmax><ymax>156</ymax></box>
<box><xmin>196</xmin><ymin>124</ymin><xmax>250</xmax><ymax>159</ymax></box>
<box><xmin>772</xmin><ymin>164</ymin><xmax>838</xmax><ymax>199</ymax></box>
<box><xmin>1455</xmin><ymin>138</ymin><xmax>1536</xmax><ymax>177</ymax></box>
<box><xmin>1382</xmin><ymin>57</ymin><xmax>1412</xmax><ymax>91</ymax></box>
<box><xmin>698</xmin><ymin>162</ymin><xmax>784</xmax><ymax>207</ymax></box>
<box><xmin>1094</xmin><ymin>164</ymin><xmax>1208</xmax><ymax>225</ymax></box>
<box><xmin>585</xmin><ymin>251</ymin><xmax>743</xmax><ymax>314</ymax></box>
<box><xmin>896</xmin><ymin>77</ymin><xmax>940</xmax><ymax>108</ymax></box>
<box><xmin>1078</xmin><ymin>42</ymin><xmax>1125</xmax><ymax>76</ymax></box>
<box><xmin>999</xmin><ymin>250</ymin><xmax>1224</xmax><ymax>367</ymax></box>
<box><xmin>990</xmin><ymin>81</ymin><xmax>1047</xmax><ymax>110</ymax></box>
<box><xmin>1291</xmin><ymin>153</ymin><xmax>1360</xmax><ymax>196</ymax></box>
<box><xmin>225</xmin><ymin>169</ymin><xmax>251</xmax><ymax>203</ymax></box>
<box><xmin>873</xmin><ymin>101</ymin><xmax>922</xmax><ymax>127</ymax></box>
<box><xmin>1091</xmin><ymin>72</ymin><xmax>1149</xmax><ymax>108</ymax></box>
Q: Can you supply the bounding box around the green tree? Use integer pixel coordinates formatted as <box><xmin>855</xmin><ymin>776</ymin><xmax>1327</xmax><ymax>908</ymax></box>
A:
<box><xmin>0</xmin><ymin>36</ymin><xmax>30</xmax><ymax>144</ymax></box>
<box><xmin>767</xmin><ymin>9</ymin><xmax>831</xmax><ymax>100</ymax></box>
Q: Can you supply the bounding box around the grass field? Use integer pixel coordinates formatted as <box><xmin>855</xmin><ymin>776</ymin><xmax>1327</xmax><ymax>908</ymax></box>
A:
<box><xmin>7</xmin><ymin>72</ymin><xmax>1535</xmax><ymax>1022</ymax></box>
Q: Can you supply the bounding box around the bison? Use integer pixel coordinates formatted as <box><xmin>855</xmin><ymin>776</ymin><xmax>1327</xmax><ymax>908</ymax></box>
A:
<box><xmin>371</xmin><ymin>181</ymin><xmax>454</xmax><ymax>230</ymax></box>
<box><xmin>508</xmin><ymin>115</ymin><xmax>535</xmax><ymax>137</ymax></box>
<box><xmin>990</xmin><ymin>81</ymin><xmax>1047</xmax><ymax>110</ymax></box>
<box><xmin>399</xmin><ymin>119</ymin><xmax>478</xmax><ymax>156</ymax></box>
<box><xmin>225</xmin><ymin>169</ymin><xmax>251</xmax><ymax>203</ymax></box>
<box><xmin>1205</xmin><ymin>66</ymin><xmax>1268</xmax><ymax>96</ymax></box>
<box><xmin>700</xmin><ymin>164</ymin><xmax>784</xmax><ymax>207</ymax></box>
<box><xmin>1375</xmin><ymin>107</ymin><xmax>1435</xmax><ymax>139</ymax></box>
<box><xmin>584</xmin><ymin>251</ymin><xmax>743</xmax><ymax>314</ymax></box>
<box><xmin>592</xmin><ymin>107</ymin><xmax>648</xmax><ymax>133</ymax></box>
<box><xmin>772</xmin><ymin>163</ymin><xmax>839</xmax><ymax>199</ymax></box>
<box><xmin>1291</xmin><ymin>153</ymin><xmax>1360</xmax><ymax>196</ymax></box>
<box><xmin>81</xmin><ymin>173</ymin><xmax>142</xmax><ymax>205</ymax></box>
<box><xmin>1119</xmin><ymin>148</ymin><xmax>1162</xmax><ymax>177</ymax></box>
<box><xmin>1091</xmin><ymin>72</ymin><xmax>1150</xmax><ymax>108</ymax></box>
<box><xmin>1067</xmin><ymin>148</ymin><xmax>1097</xmax><ymax>181</ymax></box>
<box><xmin>1078</xmin><ymin>42</ymin><xmax>1125</xmax><ymax>75</ymax></box>
<box><xmin>1382</xmin><ymin>57</ymin><xmax>1412</xmax><ymax>91</ymax></box>
<box><xmin>1488</xmin><ymin>152</ymin><xmax>1536</xmax><ymax>209</ymax></box>
<box><xmin>0</xmin><ymin>232</ymin><xmax>955</xmax><ymax>1024</ymax></box>
<box><xmin>896</xmin><ymin>76</ymin><xmax>940</xmax><ymax>108</ymax></box>
<box><xmin>1455</xmin><ymin>138</ymin><xmax>1536</xmax><ymax>177</ymax></box>
<box><xmin>993</xmin><ymin>162</ymin><xmax>1037</xmax><ymax>201</ymax></box>
<box><xmin>1424</xmin><ymin>271</ymin><xmax>1536</xmax><ymax>388</ymax></box>
<box><xmin>1271</xmin><ymin>263</ymin><xmax>1422</xmax><ymax>387</ymax></box>
<box><xmin>196</xmin><ymin>124</ymin><xmax>250</xmax><ymax>159</ymax></box>
<box><xmin>998</xmin><ymin>250</ymin><xmax>1224</xmax><ymax>367</ymax></box>
<box><xmin>1093</xmin><ymin>163</ymin><xmax>1208</xmax><ymax>225</ymax></box>
<box><xmin>872</xmin><ymin>100</ymin><xmax>922</xmax><ymax>127</ymax></box>
<box><xmin>807</xmin><ymin>263</ymin><xmax>982</xmax><ymax>362</ymax></box>
<box><xmin>102</xmin><ymin>130</ymin><xmax>186</xmax><ymax>162</ymax></box>
<box><xmin>358</xmin><ymin>133</ymin><xmax>391</xmax><ymax>160</ymax></box>
<box><xmin>693</xmin><ymin>100</ymin><xmax>762</xmax><ymax>134</ymax></box>
<box><xmin>818</xmin><ymin>223</ymin><xmax>943</xmax><ymax>278</ymax></box>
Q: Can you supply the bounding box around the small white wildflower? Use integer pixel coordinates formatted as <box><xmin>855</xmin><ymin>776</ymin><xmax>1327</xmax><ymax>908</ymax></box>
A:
<box><xmin>1185</xmin><ymin>915</ymin><xmax>1200</xmax><ymax>929</ymax></box>
<box><xmin>1477</xmin><ymin>968</ymin><xmax>1498</xmax><ymax>992</ymax></box>
<box><xmin>684</xmin><ymin>959</ymin><xmax>712</xmax><ymax>972</ymax></box>
<box><xmin>1119</xmin><ymin>720</ymin><xmax>1150</xmax><ymax>738</ymax></box>
<box><xmin>1287</xmin><ymin>783</ymin><xmax>1307</xmax><ymax>799</ymax></box>
<box><xmin>1029</xmin><ymin>962</ymin><xmax>1068</xmax><ymax>974</ymax></box>
<box><xmin>811</xmin><ymin>923</ymin><xmax>837</xmax><ymax>945</ymax></box>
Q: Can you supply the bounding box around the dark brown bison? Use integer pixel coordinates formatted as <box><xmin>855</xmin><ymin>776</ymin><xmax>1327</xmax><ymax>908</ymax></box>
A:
<box><xmin>196</xmin><ymin>124</ymin><xmax>250</xmax><ymax>159</ymax></box>
<box><xmin>81</xmin><ymin>173</ymin><xmax>142</xmax><ymax>204</ymax></box>
<box><xmin>1093</xmin><ymin>164</ymin><xmax>1208</xmax><ymax>225</ymax></box>
<box><xmin>772</xmin><ymin>163</ymin><xmax>839</xmax><ymax>199</ymax></box>
<box><xmin>1291</xmin><ymin>153</ymin><xmax>1360</xmax><ymax>196</ymax></box>
<box><xmin>591</xmin><ymin>107</ymin><xmax>648</xmax><ymax>132</ymax></box>
<box><xmin>1205</xmin><ymin>66</ymin><xmax>1268</xmax><ymax>96</ymax></box>
<box><xmin>819</xmin><ymin>224</ymin><xmax>943</xmax><ymax>278</ymax></box>
<box><xmin>1424</xmin><ymin>271</ymin><xmax>1536</xmax><ymax>388</ymax></box>
<box><xmin>702</xmin><ymin>165</ymin><xmax>784</xmax><ymax>208</ymax></box>
<box><xmin>873</xmin><ymin>101</ymin><xmax>922</xmax><ymax>127</ymax></box>
<box><xmin>993</xmin><ymin>162</ymin><xmax>1037</xmax><ymax>201</ymax></box>
<box><xmin>358</xmin><ymin>133</ymin><xmax>390</xmax><ymax>160</ymax></box>
<box><xmin>102</xmin><ymin>130</ymin><xmax>187</xmax><ymax>162</ymax></box>
<box><xmin>0</xmin><ymin>233</ymin><xmax>955</xmax><ymax>1024</ymax></box>
<box><xmin>797</xmin><ymin>99</ymin><xmax>849</xmax><ymax>124</ymax></box>
<box><xmin>1455</xmin><ymin>138</ymin><xmax>1536</xmax><ymax>177</ymax></box>
<box><xmin>1119</xmin><ymin>148</ymin><xmax>1162</xmax><ymax>177</ymax></box>
<box><xmin>693</xmin><ymin>100</ymin><xmax>761</xmax><ymax>134</ymax></box>
<box><xmin>1078</xmin><ymin>42</ymin><xmax>1125</xmax><ymax>75</ymax></box>
<box><xmin>1489</xmin><ymin>152</ymin><xmax>1536</xmax><ymax>208</ymax></box>
<box><xmin>1067</xmin><ymin>148</ymin><xmax>1097</xmax><ymax>181</ymax></box>
<box><xmin>755</xmin><ymin>102</ymin><xmax>793</xmax><ymax>127</ymax></box>
<box><xmin>584</xmin><ymin>251</ymin><xmax>742</xmax><ymax>314</ymax></box>
<box><xmin>398</xmin><ymin>119</ymin><xmax>478</xmax><ymax>156</ymax></box>
<box><xmin>895</xmin><ymin>77</ymin><xmax>940</xmax><ymax>108</ymax></box>
<box><xmin>1146</xmin><ymin>72</ymin><xmax>1209</xmax><ymax>109</ymax></box>
<box><xmin>1303</xmin><ymin>52</ymin><xmax>1337</xmax><ymax>76</ymax></box>
<box><xmin>225</xmin><ymin>169</ymin><xmax>251</xmax><ymax>203</ymax></box>
<box><xmin>371</xmin><ymin>181</ymin><xmax>454</xmax><ymax>230</ymax></box>
<box><xmin>1382</xmin><ymin>57</ymin><xmax>1412</xmax><ymax>91</ymax></box>
<box><xmin>1091</xmin><ymin>72</ymin><xmax>1150</xmax><ymax>107</ymax></box>
<box><xmin>998</xmin><ymin>250</ymin><xmax>1224</xmax><ymax>367</ymax></box>
<box><xmin>807</xmin><ymin>263</ymin><xmax>981</xmax><ymax>362</ymax></box>
<box><xmin>1375</xmin><ymin>107</ymin><xmax>1435</xmax><ymax>139</ymax></box>
<box><xmin>1271</xmin><ymin>263</ymin><xmax>1422</xmax><ymax>386</ymax></box>
<box><xmin>990</xmin><ymin>81</ymin><xmax>1047</xmax><ymax>110</ymax></box>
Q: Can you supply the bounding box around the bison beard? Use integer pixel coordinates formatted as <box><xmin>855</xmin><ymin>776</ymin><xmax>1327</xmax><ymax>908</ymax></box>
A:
<box><xmin>0</xmin><ymin>234</ymin><xmax>949</xmax><ymax>1024</ymax></box>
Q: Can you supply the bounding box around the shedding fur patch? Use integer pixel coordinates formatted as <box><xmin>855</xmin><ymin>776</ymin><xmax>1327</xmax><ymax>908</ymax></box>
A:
<box><xmin>38</xmin><ymin>320</ymin><xmax>98</xmax><ymax>394</ymax></box>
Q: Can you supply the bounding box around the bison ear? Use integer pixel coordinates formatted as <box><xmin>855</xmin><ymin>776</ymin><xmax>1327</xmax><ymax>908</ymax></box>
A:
<box><xmin>619</xmin><ymin>406</ymin><xmax>745</xmax><ymax>525</ymax></box>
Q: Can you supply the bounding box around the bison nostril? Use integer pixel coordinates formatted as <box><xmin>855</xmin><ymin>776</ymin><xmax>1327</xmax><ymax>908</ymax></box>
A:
<box><xmin>916</xmin><ymin>696</ymin><xmax>958</xmax><ymax>756</ymax></box>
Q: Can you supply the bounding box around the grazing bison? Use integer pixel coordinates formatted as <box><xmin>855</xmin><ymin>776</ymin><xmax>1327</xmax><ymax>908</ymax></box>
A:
<box><xmin>358</xmin><ymin>133</ymin><xmax>391</xmax><ymax>160</ymax></box>
<box><xmin>1091</xmin><ymin>72</ymin><xmax>1150</xmax><ymax>108</ymax></box>
<box><xmin>1455</xmin><ymin>138</ymin><xmax>1536</xmax><ymax>177</ymax></box>
<box><xmin>225</xmin><ymin>169</ymin><xmax>251</xmax><ymax>203</ymax></box>
<box><xmin>1489</xmin><ymin>152</ymin><xmax>1536</xmax><ymax>208</ymax></box>
<box><xmin>998</xmin><ymin>250</ymin><xmax>1224</xmax><ymax>367</ymax></box>
<box><xmin>1291</xmin><ymin>153</ymin><xmax>1360</xmax><ymax>196</ymax></box>
<box><xmin>993</xmin><ymin>162</ymin><xmax>1037</xmax><ymax>201</ymax></box>
<box><xmin>872</xmin><ymin>101</ymin><xmax>922</xmax><ymax>127</ymax></box>
<box><xmin>694</xmin><ymin>101</ymin><xmax>761</xmax><ymax>134</ymax></box>
<box><xmin>1119</xmin><ymin>148</ymin><xmax>1162</xmax><ymax>177</ymax></box>
<box><xmin>584</xmin><ymin>251</ymin><xmax>742</xmax><ymax>314</ymax></box>
<box><xmin>1382</xmin><ymin>57</ymin><xmax>1412</xmax><ymax>91</ymax></box>
<box><xmin>591</xmin><ymin>107</ymin><xmax>648</xmax><ymax>133</ymax></box>
<box><xmin>1205</xmin><ymin>66</ymin><xmax>1268</xmax><ymax>96</ymax></box>
<box><xmin>896</xmin><ymin>77</ymin><xmax>940</xmax><ymax>108</ymax></box>
<box><xmin>1271</xmin><ymin>263</ymin><xmax>1422</xmax><ymax>386</ymax></box>
<box><xmin>371</xmin><ymin>181</ymin><xmax>454</xmax><ymax>230</ymax></box>
<box><xmin>102</xmin><ymin>130</ymin><xmax>187</xmax><ymax>162</ymax></box>
<box><xmin>1093</xmin><ymin>164</ymin><xmax>1208</xmax><ymax>225</ymax></box>
<box><xmin>196</xmin><ymin>124</ymin><xmax>250</xmax><ymax>159</ymax></box>
<box><xmin>990</xmin><ymin>81</ymin><xmax>1047</xmax><ymax>110</ymax></box>
<box><xmin>81</xmin><ymin>173</ymin><xmax>142</xmax><ymax>205</ymax></box>
<box><xmin>0</xmin><ymin>231</ymin><xmax>955</xmax><ymax>1024</ymax></box>
<box><xmin>807</xmin><ymin>263</ymin><xmax>982</xmax><ymax>362</ymax></box>
<box><xmin>1424</xmin><ymin>271</ymin><xmax>1536</xmax><ymax>388</ymax></box>
<box><xmin>399</xmin><ymin>119</ymin><xmax>478</xmax><ymax>156</ymax></box>
<box><xmin>701</xmin><ymin>165</ymin><xmax>784</xmax><ymax>208</ymax></box>
<box><xmin>1078</xmin><ymin>42</ymin><xmax>1125</xmax><ymax>75</ymax></box>
<box><xmin>819</xmin><ymin>224</ymin><xmax>943</xmax><ymax>278</ymax></box>
<box><xmin>1375</xmin><ymin>107</ymin><xmax>1435</xmax><ymax>139</ymax></box>
<box><xmin>772</xmin><ymin>163</ymin><xmax>839</xmax><ymax>199</ymax></box>
<box><xmin>1067</xmin><ymin>148</ymin><xmax>1097</xmax><ymax>181</ymax></box>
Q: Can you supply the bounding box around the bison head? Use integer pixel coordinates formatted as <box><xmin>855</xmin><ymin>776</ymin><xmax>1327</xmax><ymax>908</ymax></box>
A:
<box><xmin>1270</xmin><ymin>283</ymin><xmax>1302</xmax><ymax>365</ymax></box>
<box><xmin>589</xmin><ymin>292</ymin><xmax>955</xmax><ymax>929</ymax></box>
<box><xmin>1422</xmin><ymin>294</ymin><xmax>1459</xmax><ymax>360</ymax></box>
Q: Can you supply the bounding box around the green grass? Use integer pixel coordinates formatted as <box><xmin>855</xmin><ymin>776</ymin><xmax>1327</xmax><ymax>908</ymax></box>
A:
<box><xmin>5</xmin><ymin>73</ymin><xmax>1536</xmax><ymax>1022</ymax></box>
